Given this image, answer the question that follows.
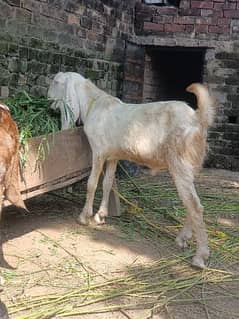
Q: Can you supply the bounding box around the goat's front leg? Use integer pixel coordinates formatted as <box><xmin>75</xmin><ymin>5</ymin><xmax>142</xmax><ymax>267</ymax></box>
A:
<box><xmin>94</xmin><ymin>160</ymin><xmax>117</xmax><ymax>225</ymax></box>
<box><xmin>175</xmin><ymin>213</ymin><xmax>193</xmax><ymax>249</ymax></box>
<box><xmin>170</xmin><ymin>169</ymin><xmax>209</xmax><ymax>268</ymax></box>
<box><xmin>78</xmin><ymin>156</ymin><xmax>104</xmax><ymax>225</ymax></box>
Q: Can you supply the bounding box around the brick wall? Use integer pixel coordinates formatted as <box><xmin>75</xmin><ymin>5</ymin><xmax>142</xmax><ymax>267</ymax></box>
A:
<box><xmin>136</xmin><ymin>0</ymin><xmax>239</xmax><ymax>39</ymax></box>
<box><xmin>0</xmin><ymin>0</ymin><xmax>239</xmax><ymax>170</ymax></box>
<box><xmin>0</xmin><ymin>0</ymin><xmax>135</xmax><ymax>96</ymax></box>
<box><xmin>133</xmin><ymin>0</ymin><xmax>239</xmax><ymax>170</ymax></box>
<box><xmin>206</xmin><ymin>49</ymin><xmax>239</xmax><ymax>170</ymax></box>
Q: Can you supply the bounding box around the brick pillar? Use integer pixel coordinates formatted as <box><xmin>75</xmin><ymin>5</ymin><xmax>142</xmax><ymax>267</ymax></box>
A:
<box><xmin>122</xmin><ymin>42</ymin><xmax>145</xmax><ymax>103</ymax></box>
<box><xmin>119</xmin><ymin>42</ymin><xmax>145</xmax><ymax>177</ymax></box>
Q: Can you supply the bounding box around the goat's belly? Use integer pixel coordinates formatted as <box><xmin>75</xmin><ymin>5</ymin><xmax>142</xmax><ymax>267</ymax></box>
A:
<box><xmin>108</xmin><ymin>145</ymin><xmax>167</xmax><ymax>170</ymax></box>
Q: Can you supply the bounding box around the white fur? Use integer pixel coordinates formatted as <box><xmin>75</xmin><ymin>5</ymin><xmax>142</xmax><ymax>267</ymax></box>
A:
<box><xmin>48</xmin><ymin>72</ymin><xmax>215</xmax><ymax>269</ymax></box>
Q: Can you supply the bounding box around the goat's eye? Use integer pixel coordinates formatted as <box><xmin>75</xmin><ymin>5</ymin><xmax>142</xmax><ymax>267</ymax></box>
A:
<box><xmin>55</xmin><ymin>80</ymin><xmax>64</xmax><ymax>85</ymax></box>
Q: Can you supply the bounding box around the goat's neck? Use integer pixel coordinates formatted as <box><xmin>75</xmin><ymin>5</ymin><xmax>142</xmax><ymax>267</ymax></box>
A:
<box><xmin>80</xmin><ymin>81</ymin><xmax>107</xmax><ymax>123</ymax></box>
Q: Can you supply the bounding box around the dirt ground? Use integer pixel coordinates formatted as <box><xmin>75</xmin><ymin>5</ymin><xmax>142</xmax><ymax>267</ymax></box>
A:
<box><xmin>0</xmin><ymin>168</ymin><xmax>239</xmax><ymax>319</ymax></box>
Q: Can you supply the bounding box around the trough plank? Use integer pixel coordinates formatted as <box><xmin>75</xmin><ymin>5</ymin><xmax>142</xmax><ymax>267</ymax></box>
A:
<box><xmin>4</xmin><ymin>127</ymin><xmax>120</xmax><ymax>217</ymax></box>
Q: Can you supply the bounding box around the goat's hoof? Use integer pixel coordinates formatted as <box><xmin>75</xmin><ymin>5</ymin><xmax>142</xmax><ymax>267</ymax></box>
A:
<box><xmin>176</xmin><ymin>229</ymin><xmax>192</xmax><ymax>249</ymax></box>
<box><xmin>192</xmin><ymin>256</ymin><xmax>207</xmax><ymax>269</ymax></box>
<box><xmin>77</xmin><ymin>214</ymin><xmax>90</xmax><ymax>226</ymax></box>
<box><xmin>175</xmin><ymin>236</ymin><xmax>188</xmax><ymax>249</ymax></box>
<box><xmin>94</xmin><ymin>213</ymin><xmax>105</xmax><ymax>225</ymax></box>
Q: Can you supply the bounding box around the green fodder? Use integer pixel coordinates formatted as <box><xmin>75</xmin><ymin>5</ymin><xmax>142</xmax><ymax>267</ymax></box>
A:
<box><xmin>116</xmin><ymin>175</ymin><xmax>239</xmax><ymax>267</ymax></box>
<box><xmin>3</xmin><ymin>91</ymin><xmax>61</xmax><ymax>139</ymax></box>
<box><xmin>1</xmin><ymin>91</ymin><xmax>64</xmax><ymax>165</ymax></box>
<box><xmin>3</xmin><ymin>174</ymin><xmax>239</xmax><ymax>318</ymax></box>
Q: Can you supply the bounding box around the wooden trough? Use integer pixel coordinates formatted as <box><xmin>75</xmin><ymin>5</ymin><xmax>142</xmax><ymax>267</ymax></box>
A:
<box><xmin>4</xmin><ymin>127</ymin><xmax>120</xmax><ymax>216</ymax></box>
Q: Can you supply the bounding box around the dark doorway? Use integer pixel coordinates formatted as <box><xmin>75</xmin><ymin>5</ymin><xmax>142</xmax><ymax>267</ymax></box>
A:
<box><xmin>144</xmin><ymin>0</ymin><xmax>181</xmax><ymax>7</ymax></box>
<box><xmin>143</xmin><ymin>46</ymin><xmax>206</xmax><ymax>109</ymax></box>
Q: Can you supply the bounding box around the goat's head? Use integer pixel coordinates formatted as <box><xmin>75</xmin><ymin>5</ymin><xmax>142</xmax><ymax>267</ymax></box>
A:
<box><xmin>48</xmin><ymin>72</ymin><xmax>68</xmax><ymax>110</ymax></box>
<box><xmin>48</xmin><ymin>72</ymin><xmax>86</xmax><ymax>129</ymax></box>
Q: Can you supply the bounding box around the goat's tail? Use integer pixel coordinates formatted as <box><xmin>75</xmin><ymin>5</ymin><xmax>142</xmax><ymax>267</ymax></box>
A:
<box><xmin>186</xmin><ymin>83</ymin><xmax>215</xmax><ymax>129</ymax></box>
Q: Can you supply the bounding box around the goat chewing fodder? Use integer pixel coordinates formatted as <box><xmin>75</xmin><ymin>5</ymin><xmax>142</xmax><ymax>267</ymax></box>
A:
<box><xmin>48</xmin><ymin>72</ymin><xmax>215</xmax><ymax>268</ymax></box>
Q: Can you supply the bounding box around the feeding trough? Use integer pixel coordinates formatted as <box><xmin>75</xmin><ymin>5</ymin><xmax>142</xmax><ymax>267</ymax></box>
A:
<box><xmin>4</xmin><ymin>127</ymin><xmax>120</xmax><ymax>217</ymax></box>
<box><xmin>0</xmin><ymin>90</ymin><xmax>120</xmax><ymax>216</ymax></box>
<box><xmin>19</xmin><ymin>127</ymin><xmax>91</xmax><ymax>199</ymax></box>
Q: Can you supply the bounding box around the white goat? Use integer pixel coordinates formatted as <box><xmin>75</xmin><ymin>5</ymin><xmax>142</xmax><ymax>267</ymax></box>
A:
<box><xmin>48</xmin><ymin>72</ymin><xmax>215</xmax><ymax>268</ymax></box>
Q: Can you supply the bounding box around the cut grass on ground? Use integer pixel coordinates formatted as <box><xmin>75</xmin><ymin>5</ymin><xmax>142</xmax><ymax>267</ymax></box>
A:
<box><xmin>2</xmin><ymin>174</ymin><xmax>239</xmax><ymax>318</ymax></box>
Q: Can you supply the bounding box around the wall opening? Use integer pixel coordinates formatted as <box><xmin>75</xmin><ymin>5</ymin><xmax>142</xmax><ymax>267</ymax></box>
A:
<box><xmin>144</xmin><ymin>0</ymin><xmax>181</xmax><ymax>7</ymax></box>
<box><xmin>143</xmin><ymin>46</ymin><xmax>207</xmax><ymax>109</ymax></box>
<box><xmin>228</xmin><ymin>115</ymin><xmax>238</xmax><ymax>124</ymax></box>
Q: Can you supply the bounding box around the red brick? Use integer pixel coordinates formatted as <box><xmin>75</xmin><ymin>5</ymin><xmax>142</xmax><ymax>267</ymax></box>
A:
<box><xmin>173</xmin><ymin>16</ymin><xmax>195</xmax><ymax>24</ymax></box>
<box><xmin>209</xmin><ymin>10</ymin><xmax>223</xmax><ymax>18</ymax></box>
<box><xmin>195</xmin><ymin>24</ymin><xmax>209</xmax><ymax>33</ymax></box>
<box><xmin>213</xmin><ymin>2</ymin><xmax>224</xmax><ymax>10</ymax></box>
<box><xmin>185</xmin><ymin>24</ymin><xmax>194</xmax><ymax>32</ymax></box>
<box><xmin>67</xmin><ymin>14</ymin><xmax>79</xmax><ymax>25</ymax></box>
<box><xmin>155</xmin><ymin>7</ymin><xmax>177</xmax><ymax>15</ymax></box>
<box><xmin>208</xmin><ymin>25</ymin><xmax>230</xmax><ymax>34</ymax></box>
<box><xmin>143</xmin><ymin>22</ymin><xmax>164</xmax><ymax>32</ymax></box>
<box><xmin>191</xmin><ymin>1</ymin><xmax>213</xmax><ymax>9</ymax></box>
<box><xmin>223</xmin><ymin>3</ymin><xmax>237</xmax><ymax>9</ymax></box>
<box><xmin>196</xmin><ymin>17</ymin><xmax>212</xmax><ymax>24</ymax></box>
<box><xmin>87</xmin><ymin>30</ymin><xmax>102</xmax><ymax>41</ymax></box>
<box><xmin>92</xmin><ymin>22</ymin><xmax>104</xmax><ymax>34</ymax></box>
<box><xmin>180</xmin><ymin>0</ymin><xmax>190</xmax><ymax>9</ymax></box>
<box><xmin>153</xmin><ymin>16</ymin><xmax>173</xmax><ymax>24</ymax></box>
<box><xmin>217</xmin><ymin>18</ymin><xmax>231</xmax><ymax>26</ymax></box>
<box><xmin>224</xmin><ymin>9</ymin><xmax>239</xmax><ymax>18</ymax></box>
<box><xmin>201</xmin><ymin>9</ymin><xmax>213</xmax><ymax>17</ymax></box>
<box><xmin>180</xmin><ymin>8</ymin><xmax>201</xmax><ymax>16</ymax></box>
<box><xmin>164</xmin><ymin>24</ymin><xmax>186</xmax><ymax>32</ymax></box>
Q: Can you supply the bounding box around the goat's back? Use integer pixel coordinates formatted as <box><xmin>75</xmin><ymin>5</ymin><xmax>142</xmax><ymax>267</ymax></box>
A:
<box><xmin>85</xmin><ymin>99</ymin><xmax>199</xmax><ymax>167</ymax></box>
<box><xmin>84</xmin><ymin>82</ymin><xmax>213</xmax><ymax>172</ymax></box>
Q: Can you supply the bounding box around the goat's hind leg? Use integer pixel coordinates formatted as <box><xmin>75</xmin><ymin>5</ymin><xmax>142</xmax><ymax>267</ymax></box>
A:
<box><xmin>78</xmin><ymin>156</ymin><xmax>104</xmax><ymax>225</ymax></box>
<box><xmin>94</xmin><ymin>160</ymin><xmax>117</xmax><ymax>225</ymax></box>
<box><xmin>170</xmin><ymin>166</ymin><xmax>209</xmax><ymax>268</ymax></box>
<box><xmin>175</xmin><ymin>213</ymin><xmax>193</xmax><ymax>249</ymax></box>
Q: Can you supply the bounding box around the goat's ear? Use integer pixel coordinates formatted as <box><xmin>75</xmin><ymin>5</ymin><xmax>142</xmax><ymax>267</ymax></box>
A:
<box><xmin>64</xmin><ymin>76</ymin><xmax>75</xmax><ymax>101</ymax></box>
<box><xmin>63</xmin><ymin>76</ymin><xmax>81</xmax><ymax>125</ymax></box>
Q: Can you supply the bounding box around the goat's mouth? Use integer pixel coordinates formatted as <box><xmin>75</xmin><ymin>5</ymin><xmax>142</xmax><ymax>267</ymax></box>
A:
<box><xmin>49</xmin><ymin>99</ymin><xmax>61</xmax><ymax>110</ymax></box>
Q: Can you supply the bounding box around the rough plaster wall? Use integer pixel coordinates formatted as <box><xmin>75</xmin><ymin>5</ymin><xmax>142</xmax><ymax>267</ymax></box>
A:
<box><xmin>0</xmin><ymin>0</ymin><xmax>239</xmax><ymax>169</ymax></box>
<box><xmin>0</xmin><ymin>0</ymin><xmax>135</xmax><ymax>96</ymax></box>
